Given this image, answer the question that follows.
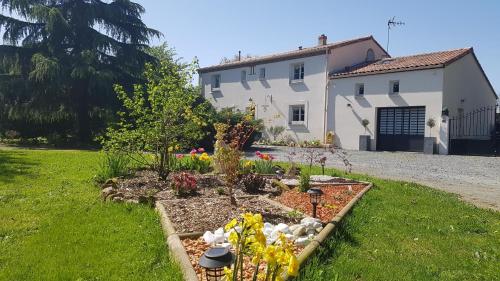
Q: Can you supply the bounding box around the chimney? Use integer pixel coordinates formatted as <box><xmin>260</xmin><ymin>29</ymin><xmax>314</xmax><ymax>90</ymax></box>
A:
<box><xmin>318</xmin><ymin>34</ymin><xmax>327</xmax><ymax>46</ymax></box>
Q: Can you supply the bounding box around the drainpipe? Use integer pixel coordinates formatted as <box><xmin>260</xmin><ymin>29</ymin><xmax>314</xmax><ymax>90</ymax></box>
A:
<box><xmin>323</xmin><ymin>47</ymin><xmax>330</xmax><ymax>144</ymax></box>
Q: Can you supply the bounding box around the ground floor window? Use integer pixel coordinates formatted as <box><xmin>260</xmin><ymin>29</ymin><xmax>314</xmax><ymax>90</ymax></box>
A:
<box><xmin>290</xmin><ymin>105</ymin><xmax>305</xmax><ymax>124</ymax></box>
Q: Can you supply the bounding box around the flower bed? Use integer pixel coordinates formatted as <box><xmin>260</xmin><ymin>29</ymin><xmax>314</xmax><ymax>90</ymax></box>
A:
<box><xmin>275</xmin><ymin>184</ymin><xmax>367</xmax><ymax>223</ymax></box>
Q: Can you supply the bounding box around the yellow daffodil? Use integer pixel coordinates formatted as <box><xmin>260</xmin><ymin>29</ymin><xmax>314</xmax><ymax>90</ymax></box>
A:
<box><xmin>225</xmin><ymin>218</ymin><xmax>238</xmax><ymax>231</ymax></box>
<box><xmin>228</xmin><ymin>231</ymin><xmax>238</xmax><ymax>245</ymax></box>
<box><xmin>287</xmin><ymin>255</ymin><xmax>299</xmax><ymax>276</ymax></box>
<box><xmin>223</xmin><ymin>267</ymin><xmax>233</xmax><ymax>280</ymax></box>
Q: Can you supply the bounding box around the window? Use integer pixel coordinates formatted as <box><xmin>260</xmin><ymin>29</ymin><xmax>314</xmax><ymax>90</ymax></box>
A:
<box><xmin>390</xmin><ymin>80</ymin><xmax>399</xmax><ymax>94</ymax></box>
<box><xmin>211</xmin><ymin>74</ymin><xmax>221</xmax><ymax>91</ymax></box>
<box><xmin>249</xmin><ymin>66</ymin><xmax>256</xmax><ymax>75</ymax></box>
<box><xmin>290</xmin><ymin>105</ymin><xmax>305</xmax><ymax>124</ymax></box>
<box><xmin>366</xmin><ymin>48</ymin><xmax>375</xmax><ymax>62</ymax></box>
<box><xmin>291</xmin><ymin>63</ymin><xmax>305</xmax><ymax>82</ymax></box>
<box><xmin>241</xmin><ymin>70</ymin><xmax>246</xmax><ymax>82</ymax></box>
<box><xmin>259</xmin><ymin>68</ymin><xmax>266</xmax><ymax>80</ymax></box>
<box><xmin>355</xmin><ymin>83</ymin><xmax>364</xmax><ymax>97</ymax></box>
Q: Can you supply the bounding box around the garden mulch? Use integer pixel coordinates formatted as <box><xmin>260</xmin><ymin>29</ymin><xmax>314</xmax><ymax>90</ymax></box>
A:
<box><xmin>275</xmin><ymin>184</ymin><xmax>367</xmax><ymax>223</ymax></box>
<box><xmin>159</xmin><ymin>197</ymin><xmax>302</xmax><ymax>233</ymax></box>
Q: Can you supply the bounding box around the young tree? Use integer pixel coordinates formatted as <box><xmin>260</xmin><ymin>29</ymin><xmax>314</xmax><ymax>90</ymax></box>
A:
<box><xmin>102</xmin><ymin>45</ymin><xmax>214</xmax><ymax>179</ymax></box>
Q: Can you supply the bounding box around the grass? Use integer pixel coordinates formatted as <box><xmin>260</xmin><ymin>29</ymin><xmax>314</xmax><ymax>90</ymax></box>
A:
<box><xmin>0</xmin><ymin>148</ymin><xmax>182</xmax><ymax>281</ymax></box>
<box><xmin>1</xmin><ymin>148</ymin><xmax>499</xmax><ymax>281</ymax></box>
<box><xmin>293</xmin><ymin>165</ymin><xmax>500</xmax><ymax>281</ymax></box>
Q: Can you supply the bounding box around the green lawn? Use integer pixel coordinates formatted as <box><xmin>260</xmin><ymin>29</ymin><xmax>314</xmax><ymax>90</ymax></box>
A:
<box><xmin>1</xmin><ymin>149</ymin><xmax>499</xmax><ymax>281</ymax></box>
<box><xmin>294</xmin><ymin>165</ymin><xmax>500</xmax><ymax>281</ymax></box>
<box><xmin>0</xmin><ymin>148</ymin><xmax>182</xmax><ymax>281</ymax></box>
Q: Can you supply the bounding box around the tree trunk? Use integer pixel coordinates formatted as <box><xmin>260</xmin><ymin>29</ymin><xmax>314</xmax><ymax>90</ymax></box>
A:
<box><xmin>73</xmin><ymin>79</ymin><xmax>91</xmax><ymax>143</ymax></box>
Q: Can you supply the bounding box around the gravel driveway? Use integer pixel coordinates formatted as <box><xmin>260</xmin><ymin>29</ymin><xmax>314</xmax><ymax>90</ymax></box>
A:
<box><xmin>246</xmin><ymin>146</ymin><xmax>500</xmax><ymax>211</ymax></box>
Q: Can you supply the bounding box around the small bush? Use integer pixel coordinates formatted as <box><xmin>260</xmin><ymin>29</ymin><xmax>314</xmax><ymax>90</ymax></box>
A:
<box><xmin>239</xmin><ymin>173</ymin><xmax>266</xmax><ymax>193</ymax></box>
<box><xmin>95</xmin><ymin>152</ymin><xmax>131</xmax><ymax>183</ymax></box>
<box><xmin>171</xmin><ymin>172</ymin><xmax>197</xmax><ymax>196</ymax></box>
<box><xmin>298</xmin><ymin>171</ymin><xmax>311</xmax><ymax>192</ymax></box>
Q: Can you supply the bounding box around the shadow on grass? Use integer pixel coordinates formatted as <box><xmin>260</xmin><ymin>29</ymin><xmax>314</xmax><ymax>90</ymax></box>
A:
<box><xmin>0</xmin><ymin>149</ymin><xmax>40</xmax><ymax>184</ymax></box>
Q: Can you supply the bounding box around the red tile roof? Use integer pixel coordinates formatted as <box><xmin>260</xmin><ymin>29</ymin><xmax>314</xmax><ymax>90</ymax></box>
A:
<box><xmin>330</xmin><ymin>48</ymin><xmax>472</xmax><ymax>78</ymax></box>
<box><xmin>199</xmin><ymin>36</ymin><xmax>387</xmax><ymax>73</ymax></box>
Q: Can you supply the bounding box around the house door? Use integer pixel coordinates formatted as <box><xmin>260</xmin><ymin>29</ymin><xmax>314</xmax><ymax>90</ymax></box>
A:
<box><xmin>377</xmin><ymin>106</ymin><xmax>426</xmax><ymax>152</ymax></box>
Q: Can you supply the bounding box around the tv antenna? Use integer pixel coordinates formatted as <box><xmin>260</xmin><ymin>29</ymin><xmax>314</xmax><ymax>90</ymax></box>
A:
<box><xmin>387</xmin><ymin>17</ymin><xmax>405</xmax><ymax>53</ymax></box>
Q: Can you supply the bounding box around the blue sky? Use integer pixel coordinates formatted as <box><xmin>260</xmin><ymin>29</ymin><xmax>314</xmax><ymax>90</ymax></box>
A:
<box><xmin>137</xmin><ymin>0</ymin><xmax>500</xmax><ymax>93</ymax></box>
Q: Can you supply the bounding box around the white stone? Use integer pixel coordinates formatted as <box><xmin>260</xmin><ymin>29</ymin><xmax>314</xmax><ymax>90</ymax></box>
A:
<box><xmin>202</xmin><ymin>231</ymin><xmax>215</xmax><ymax>244</ymax></box>
<box><xmin>295</xmin><ymin>237</ymin><xmax>311</xmax><ymax>246</ymax></box>
<box><xmin>289</xmin><ymin>224</ymin><xmax>301</xmax><ymax>232</ymax></box>
<box><xmin>292</xmin><ymin>226</ymin><xmax>306</xmax><ymax>237</ymax></box>
<box><xmin>275</xmin><ymin>223</ymin><xmax>290</xmax><ymax>234</ymax></box>
<box><xmin>310</xmin><ymin>175</ymin><xmax>337</xmax><ymax>182</ymax></box>
<box><xmin>213</xmin><ymin>228</ymin><xmax>225</xmax><ymax>243</ymax></box>
<box><xmin>280</xmin><ymin>179</ymin><xmax>299</xmax><ymax>186</ymax></box>
<box><xmin>306</xmin><ymin>228</ymin><xmax>316</xmax><ymax>236</ymax></box>
<box><xmin>300</xmin><ymin>217</ymin><xmax>322</xmax><ymax>228</ymax></box>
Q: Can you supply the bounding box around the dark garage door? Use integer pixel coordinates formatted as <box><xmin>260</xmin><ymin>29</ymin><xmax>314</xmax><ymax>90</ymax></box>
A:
<box><xmin>377</xmin><ymin>106</ymin><xmax>426</xmax><ymax>152</ymax></box>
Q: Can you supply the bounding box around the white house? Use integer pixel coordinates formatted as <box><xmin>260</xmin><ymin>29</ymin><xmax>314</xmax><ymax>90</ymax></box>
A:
<box><xmin>198</xmin><ymin>35</ymin><xmax>497</xmax><ymax>154</ymax></box>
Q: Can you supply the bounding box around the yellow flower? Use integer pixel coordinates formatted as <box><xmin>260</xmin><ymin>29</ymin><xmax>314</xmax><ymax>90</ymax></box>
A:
<box><xmin>167</xmin><ymin>146</ymin><xmax>173</xmax><ymax>152</ymax></box>
<box><xmin>223</xmin><ymin>267</ymin><xmax>233</xmax><ymax>280</ymax></box>
<box><xmin>228</xmin><ymin>231</ymin><xmax>238</xmax><ymax>245</ymax></box>
<box><xmin>225</xmin><ymin>218</ymin><xmax>238</xmax><ymax>231</ymax></box>
<box><xmin>287</xmin><ymin>255</ymin><xmax>299</xmax><ymax>276</ymax></box>
<box><xmin>199</xmin><ymin>152</ymin><xmax>210</xmax><ymax>161</ymax></box>
<box><xmin>244</xmin><ymin>160</ymin><xmax>253</xmax><ymax>168</ymax></box>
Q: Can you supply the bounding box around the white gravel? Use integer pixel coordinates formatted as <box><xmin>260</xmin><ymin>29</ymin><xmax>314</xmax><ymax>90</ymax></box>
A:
<box><xmin>247</xmin><ymin>146</ymin><xmax>500</xmax><ymax>211</ymax></box>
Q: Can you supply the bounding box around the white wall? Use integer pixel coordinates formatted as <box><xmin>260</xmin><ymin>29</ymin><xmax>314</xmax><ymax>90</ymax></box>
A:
<box><xmin>329</xmin><ymin>69</ymin><xmax>445</xmax><ymax>151</ymax></box>
<box><xmin>200</xmin><ymin>54</ymin><xmax>328</xmax><ymax>142</ymax></box>
<box><xmin>443</xmin><ymin>53</ymin><xmax>497</xmax><ymax>116</ymax></box>
<box><xmin>328</xmin><ymin>39</ymin><xmax>387</xmax><ymax>73</ymax></box>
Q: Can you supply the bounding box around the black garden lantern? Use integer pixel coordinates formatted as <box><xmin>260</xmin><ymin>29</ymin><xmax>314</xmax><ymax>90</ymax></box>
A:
<box><xmin>307</xmin><ymin>188</ymin><xmax>324</xmax><ymax>218</ymax></box>
<box><xmin>199</xmin><ymin>247</ymin><xmax>234</xmax><ymax>281</ymax></box>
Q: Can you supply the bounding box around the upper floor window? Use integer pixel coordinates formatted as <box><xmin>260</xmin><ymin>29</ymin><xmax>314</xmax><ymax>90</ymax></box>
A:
<box><xmin>211</xmin><ymin>74</ymin><xmax>221</xmax><ymax>91</ymax></box>
<box><xmin>249</xmin><ymin>66</ymin><xmax>256</xmax><ymax>75</ymax></box>
<box><xmin>355</xmin><ymin>83</ymin><xmax>364</xmax><ymax>97</ymax></box>
<box><xmin>259</xmin><ymin>68</ymin><xmax>266</xmax><ymax>80</ymax></box>
<box><xmin>366</xmin><ymin>48</ymin><xmax>375</xmax><ymax>62</ymax></box>
<box><xmin>293</xmin><ymin>63</ymin><xmax>305</xmax><ymax>81</ymax></box>
<box><xmin>241</xmin><ymin>70</ymin><xmax>247</xmax><ymax>82</ymax></box>
<box><xmin>390</xmin><ymin>80</ymin><xmax>399</xmax><ymax>94</ymax></box>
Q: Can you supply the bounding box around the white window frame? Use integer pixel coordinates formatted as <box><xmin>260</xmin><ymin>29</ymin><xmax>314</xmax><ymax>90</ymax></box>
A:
<box><xmin>211</xmin><ymin>74</ymin><xmax>221</xmax><ymax>91</ymax></box>
<box><xmin>290</xmin><ymin>63</ymin><xmax>305</xmax><ymax>83</ymax></box>
<box><xmin>290</xmin><ymin>104</ymin><xmax>306</xmax><ymax>125</ymax></box>
<box><xmin>249</xmin><ymin>66</ymin><xmax>256</xmax><ymax>75</ymax></box>
<box><xmin>241</xmin><ymin>70</ymin><xmax>247</xmax><ymax>83</ymax></box>
<box><xmin>355</xmin><ymin>83</ymin><xmax>365</xmax><ymax>97</ymax></box>
<box><xmin>259</xmin><ymin>67</ymin><xmax>266</xmax><ymax>80</ymax></box>
<box><xmin>389</xmin><ymin>80</ymin><xmax>400</xmax><ymax>95</ymax></box>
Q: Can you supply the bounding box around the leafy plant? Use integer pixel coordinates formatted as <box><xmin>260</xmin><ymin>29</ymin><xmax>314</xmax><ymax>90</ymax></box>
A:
<box><xmin>427</xmin><ymin>118</ymin><xmax>436</xmax><ymax>137</ymax></box>
<box><xmin>239</xmin><ymin>160</ymin><xmax>254</xmax><ymax>175</ymax></box>
<box><xmin>213</xmin><ymin>123</ymin><xmax>242</xmax><ymax>205</ymax></box>
<box><xmin>268</xmin><ymin>126</ymin><xmax>285</xmax><ymax>141</ymax></box>
<box><xmin>254</xmin><ymin>151</ymin><xmax>275</xmax><ymax>174</ymax></box>
<box><xmin>171</xmin><ymin>172</ymin><xmax>197</xmax><ymax>196</ymax></box>
<box><xmin>101</xmin><ymin>46</ymin><xmax>214</xmax><ymax>179</ymax></box>
<box><xmin>95</xmin><ymin>152</ymin><xmax>131</xmax><ymax>183</ymax></box>
<box><xmin>299</xmin><ymin>171</ymin><xmax>311</xmax><ymax>192</ymax></box>
<box><xmin>239</xmin><ymin>173</ymin><xmax>266</xmax><ymax>194</ymax></box>
<box><xmin>183</xmin><ymin>148</ymin><xmax>212</xmax><ymax>173</ymax></box>
<box><xmin>361</xmin><ymin>119</ymin><xmax>370</xmax><ymax>134</ymax></box>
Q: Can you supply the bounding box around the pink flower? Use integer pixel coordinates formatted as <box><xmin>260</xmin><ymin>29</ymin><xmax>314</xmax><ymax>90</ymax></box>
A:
<box><xmin>190</xmin><ymin>149</ymin><xmax>197</xmax><ymax>154</ymax></box>
<box><xmin>268</xmin><ymin>154</ymin><xmax>274</xmax><ymax>160</ymax></box>
<box><xmin>197</xmin><ymin>147</ymin><xmax>205</xmax><ymax>153</ymax></box>
<box><xmin>255</xmin><ymin>151</ymin><xmax>262</xmax><ymax>156</ymax></box>
<box><xmin>176</xmin><ymin>154</ymin><xmax>184</xmax><ymax>159</ymax></box>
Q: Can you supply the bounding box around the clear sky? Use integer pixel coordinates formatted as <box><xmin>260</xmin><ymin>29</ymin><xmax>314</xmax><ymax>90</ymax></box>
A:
<box><xmin>137</xmin><ymin>0</ymin><xmax>500</xmax><ymax>93</ymax></box>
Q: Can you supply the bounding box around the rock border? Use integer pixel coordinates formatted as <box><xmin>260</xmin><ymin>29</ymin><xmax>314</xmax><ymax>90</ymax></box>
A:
<box><xmin>155</xmin><ymin>182</ymin><xmax>373</xmax><ymax>281</ymax></box>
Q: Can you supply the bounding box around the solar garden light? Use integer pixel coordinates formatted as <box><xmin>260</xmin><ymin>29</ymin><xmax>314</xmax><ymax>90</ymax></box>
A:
<box><xmin>199</xmin><ymin>247</ymin><xmax>234</xmax><ymax>281</ymax></box>
<box><xmin>307</xmin><ymin>188</ymin><xmax>324</xmax><ymax>218</ymax></box>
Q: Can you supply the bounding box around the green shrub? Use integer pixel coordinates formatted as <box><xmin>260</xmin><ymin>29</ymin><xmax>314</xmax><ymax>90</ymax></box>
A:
<box><xmin>95</xmin><ymin>152</ymin><xmax>131</xmax><ymax>183</ymax></box>
<box><xmin>298</xmin><ymin>171</ymin><xmax>311</xmax><ymax>192</ymax></box>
